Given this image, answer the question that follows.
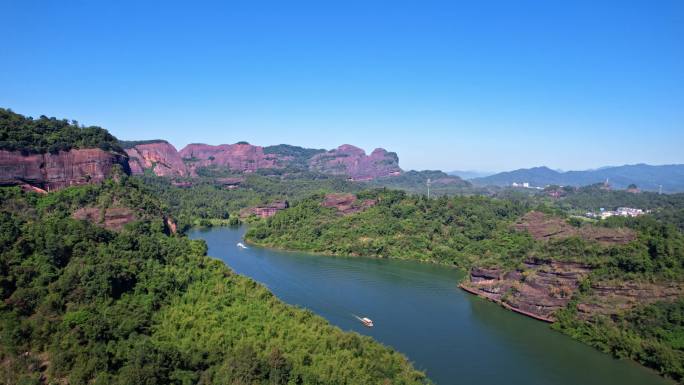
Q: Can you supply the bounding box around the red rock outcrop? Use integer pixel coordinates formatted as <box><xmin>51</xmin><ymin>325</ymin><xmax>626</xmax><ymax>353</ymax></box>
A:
<box><xmin>179</xmin><ymin>143</ymin><xmax>280</xmax><ymax>173</ymax></box>
<box><xmin>72</xmin><ymin>207</ymin><xmax>137</xmax><ymax>231</ymax></box>
<box><xmin>125</xmin><ymin>141</ymin><xmax>189</xmax><ymax>177</ymax></box>
<box><xmin>71</xmin><ymin>205</ymin><xmax>177</xmax><ymax>234</ymax></box>
<box><xmin>240</xmin><ymin>201</ymin><xmax>289</xmax><ymax>218</ymax></box>
<box><xmin>215</xmin><ymin>177</ymin><xmax>244</xmax><ymax>189</ymax></box>
<box><xmin>0</xmin><ymin>149</ymin><xmax>129</xmax><ymax>191</ymax></box>
<box><xmin>19</xmin><ymin>184</ymin><xmax>47</xmax><ymax>194</ymax></box>
<box><xmin>321</xmin><ymin>193</ymin><xmax>377</xmax><ymax>215</ymax></box>
<box><xmin>461</xmin><ymin>259</ymin><xmax>683</xmax><ymax>323</ymax></box>
<box><xmin>165</xmin><ymin>217</ymin><xmax>178</xmax><ymax>234</ymax></box>
<box><xmin>460</xmin><ymin>260</ymin><xmax>592</xmax><ymax>322</ymax></box>
<box><xmin>308</xmin><ymin>145</ymin><xmax>401</xmax><ymax>181</ymax></box>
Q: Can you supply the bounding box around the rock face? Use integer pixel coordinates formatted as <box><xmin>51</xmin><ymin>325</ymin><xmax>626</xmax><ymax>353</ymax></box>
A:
<box><xmin>71</xmin><ymin>206</ymin><xmax>178</xmax><ymax>234</ymax></box>
<box><xmin>126</xmin><ymin>141</ymin><xmax>189</xmax><ymax>177</ymax></box>
<box><xmin>240</xmin><ymin>201</ymin><xmax>289</xmax><ymax>218</ymax></box>
<box><xmin>308</xmin><ymin>145</ymin><xmax>401</xmax><ymax>181</ymax></box>
<box><xmin>460</xmin><ymin>212</ymin><xmax>671</xmax><ymax>322</ymax></box>
<box><xmin>461</xmin><ymin>259</ymin><xmax>683</xmax><ymax>323</ymax></box>
<box><xmin>179</xmin><ymin>143</ymin><xmax>280</xmax><ymax>173</ymax></box>
<box><xmin>0</xmin><ymin>149</ymin><xmax>129</xmax><ymax>191</ymax></box>
<box><xmin>215</xmin><ymin>177</ymin><xmax>244</xmax><ymax>189</ymax></box>
<box><xmin>321</xmin><ymin>193</ymin><xmax>376</xmax><ymax>215</ymax></box>
<box><xmin>72</xmin><ymin>207</ymin><xmax>137</xmax><ymax>231</ymax></box>
<box><xmin>461</xmin><ymin>260</ymin><xmax>591</xmax><ymax>322</ymax></box>
<box><xmin>120</xmin><ymin>141</ymin><xmax>404</xmax><ymax>180</ymax></box>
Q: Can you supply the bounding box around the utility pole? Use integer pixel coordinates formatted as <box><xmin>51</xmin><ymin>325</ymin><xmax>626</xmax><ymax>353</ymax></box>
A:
<box><xmin>427</xmin><ymin>178</ymin><xmax>431</xmax><ymax>199</ymax></box>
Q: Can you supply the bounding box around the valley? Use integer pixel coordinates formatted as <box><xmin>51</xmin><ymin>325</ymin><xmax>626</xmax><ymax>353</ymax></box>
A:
<box><xmin>1</xmin><ymin>108</ymin><xmax>683</xmax><ymax>384</ymax></box>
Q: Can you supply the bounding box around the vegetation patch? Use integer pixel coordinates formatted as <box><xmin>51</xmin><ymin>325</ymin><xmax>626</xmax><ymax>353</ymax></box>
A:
<box><xmin>0</xmin><ymin>181</ymin><xmax>427</xmax><ymax>385</ymax></box>
<box><xmin>0</xmin><ymin>108</ymin><xmax>123</xmax><ymax>154</ymax></box>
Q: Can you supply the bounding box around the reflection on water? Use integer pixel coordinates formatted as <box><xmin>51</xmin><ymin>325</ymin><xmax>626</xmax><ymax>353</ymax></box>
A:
<box><xmin>190</xmin><ymin>226</ymin><xmax>672</xmax><ymax>385</ymax></box>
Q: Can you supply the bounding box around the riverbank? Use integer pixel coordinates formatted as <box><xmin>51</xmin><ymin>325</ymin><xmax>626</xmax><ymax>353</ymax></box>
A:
<box><xmin>245</xmin><ymin>213</ymin><xmax>684</xmax><ymax>384</ymax></box>
<box><xmin>192</xmin><ymin>225</ymin><xmax>675</xmax><ymax>385</ymax></box>
<box><xmin>245</xmin><ymin>237</ymin><xmax>464</xmax><ymax>267</ymax></box>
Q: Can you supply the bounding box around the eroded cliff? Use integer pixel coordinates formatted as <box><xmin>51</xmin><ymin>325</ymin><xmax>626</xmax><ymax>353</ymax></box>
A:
<box><xmin>125</xmin><ymin>141</ymin><xmax>189</xmax><ymax>176</ymax></box>
<box><xmin>308</xmin><ymin>144</ymin><xmax>401</xmax><ymax>180</ymax></box>
<box><xmin>0</xmin><ymin>149</ymin><xmax>129</xmax><ymax>191</ymax></box>
<box><xmin>179</xmin><ymin>143</ymin><xmax>280</xmax><ymax>173</ymax></box>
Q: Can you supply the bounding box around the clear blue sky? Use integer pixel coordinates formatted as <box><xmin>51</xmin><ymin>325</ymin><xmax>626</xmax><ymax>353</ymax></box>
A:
<box><xmin>1</xmin><ymin>0</ymin><xmax>682</xmax><ymax>171</ymax></box>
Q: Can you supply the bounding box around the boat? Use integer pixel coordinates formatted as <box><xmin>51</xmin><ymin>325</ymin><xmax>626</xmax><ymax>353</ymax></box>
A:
<box><xmin>353</xmin><ymin>314</ymin><xmax>374</xmax><ymax>327</ymax></box>
<box><xmin>237</xmin><ymin>242</ymin><xmax>248</xmax><ymax>249</ymax></box>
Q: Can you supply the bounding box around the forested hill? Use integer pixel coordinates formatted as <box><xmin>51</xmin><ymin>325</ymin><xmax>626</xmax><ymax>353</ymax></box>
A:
<box><xmin>0</xmin><ymin>180</ymin><xmax>426</xmax><ymax>384</ymax></box>
<box><xmin>0</xmin><ymin>108</ymin><xmax>123</xmax><ymax>154</ymax></box>
<box><xmin>471</xmin><ymin>164</ymin><xmax>684</xmax><ymax>192</ymax></box>
<box><xmin>246</xmin><ymin>189</ymin><xmax>684</xmax><ymax>382</ymax></box>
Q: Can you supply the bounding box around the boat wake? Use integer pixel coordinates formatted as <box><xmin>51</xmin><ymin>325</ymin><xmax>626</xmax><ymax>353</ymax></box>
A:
<box><xmin>352</xmin><ymin>314</ymin><xmax>374</xmax><ymax>327</ymax></box>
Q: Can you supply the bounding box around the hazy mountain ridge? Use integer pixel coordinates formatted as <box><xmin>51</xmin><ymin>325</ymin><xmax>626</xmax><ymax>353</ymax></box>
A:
<box><xmin>472</xmin><ymin>164</ymin><xmax>684</xmax><ymax>192</ymax></box>
<box><xmin>448</xmin><ymin>170</ymin><xmax>496</xmax><ymax>179</ymax></box>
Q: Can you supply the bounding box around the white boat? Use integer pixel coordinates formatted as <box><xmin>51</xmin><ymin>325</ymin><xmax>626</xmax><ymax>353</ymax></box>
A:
<box><xmin>237</xmin><ymin>242</ymin><xmax>248</xmax><ymax>249</ymax></box>
<box><xmin>353</xmin><ymin>314</ymin><xmax>374</xmax><ymax>327</ymax></box>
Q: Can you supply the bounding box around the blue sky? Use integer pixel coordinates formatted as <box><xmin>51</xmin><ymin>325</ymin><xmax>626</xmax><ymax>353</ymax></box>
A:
<box><xmin>1</xmin><ymin>0</ymin><xmax>682</xmax><ymax>171</ymax></box>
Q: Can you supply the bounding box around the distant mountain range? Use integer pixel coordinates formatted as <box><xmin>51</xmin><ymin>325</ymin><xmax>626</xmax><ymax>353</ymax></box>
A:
<box><xmin>448</xmin><ymin>170</ymin><xmax>495</xmax><ymax>179</ymax></box>
<box><xmin>471</xmin><ymin>164</ymin><xmax>684</xmax><ymax>193</ymax></box>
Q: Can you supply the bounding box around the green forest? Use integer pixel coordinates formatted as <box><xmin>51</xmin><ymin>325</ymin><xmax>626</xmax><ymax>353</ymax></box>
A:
<box><xmin>0</xmin><ymin>180</ymin><xmax>426</xmax><ymax>385</ymax></box>
<box><xmin>246</xmin><ymin>189</ymin><xmax>684</xmax><ymax>381</ymax></box>
<box><xmin>139</xmin><ymin>174</ymin><xmax>362</xmax><ymax>231</ymax></box>
<box><xmin>246</xmin><ymin>189</ymin><xmax>684</xmax><ymax>277</ymax></box>
<box><xmin>0</xmin><ymin>108</ymin><xmax>123</xmax><ymax>154</ymax></box>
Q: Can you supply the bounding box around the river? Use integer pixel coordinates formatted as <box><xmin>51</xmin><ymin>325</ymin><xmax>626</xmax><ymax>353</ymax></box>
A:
<box><xmin>189</xmin><ymin>226</ymin><xmax>671</xmax><ymax>385</ymax></box>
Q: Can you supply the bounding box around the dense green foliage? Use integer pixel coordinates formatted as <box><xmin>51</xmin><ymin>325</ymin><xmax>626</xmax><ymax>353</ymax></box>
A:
<box><xmin>553</xmin><ymin>184</ymin><xmax>684</xmax><ymax>212</ymax></box>
<box><xmin>246</xmin><ymin>189</ymin><xmax>684</xmax><ymax>278</ymax></box>
<box><xmin>139</xmin><ymin>174</ymin><xmax>361</xmax><ymax>230</ymax></box>
<box><xmin>118</xmin><ymin>139</ymin><xmax>168</xmax><ymax>149</ymax></box>
<box><xmin>551</xmin><ymin>185</ymin><xmax>684</xmax><ymax>230</ymax></box>
<box><xmin>0</xmin><ymin>108</ymin><xmax>123</xmax><ymax>154</ymax></box>
<box><xmin>0</xmin><ymin>182</ymin><xmax>426</xmax><ymax>385</ymax></box>
<box><xmin>247</xmin><ymin>189</ymin><xmax>534</xmax><ymax>268</ymax></box>
<box><xmin>263</xmin><ymin>144</ymin><xmax>325</xmax><ymax>169</ymax></box>
<box><xmin>555</xmin><ymin>299</ymin><xmax>684</xmax><ymax>382</ymax></box>
<box><xmin>247</xmin><ymin>188</ymin><xmax>684</xmax><ymax>382</ymax></box>
<box><xmin>367</xmin><ymin>170</ymin><xmax>473</xmax><ymax>196</ymax></box>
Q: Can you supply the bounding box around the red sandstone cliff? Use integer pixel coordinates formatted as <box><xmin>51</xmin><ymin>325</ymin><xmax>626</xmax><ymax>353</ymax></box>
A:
<box><xmin>126</xmin><ymin>141</ymin><xmax>189</xmax><ymax>177</ymax></box>
<box><xmin>308</xmin><ymin>144</ymin><xmax>401</xmax><ymax>180</ymax></box>
<box><xmin>122</xmin><ymin>141</ymin><xmax>404</xmax><ymax>180</ymax></box>
<box><xmin>179</xmin><ymin>143</ymin><xmax>280</xmax><ymax>173</ymax></box>
<box><xmin>0</xmin><ymin>149</ymin><xmax>129</xmax><ymax>191</ymax></box>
